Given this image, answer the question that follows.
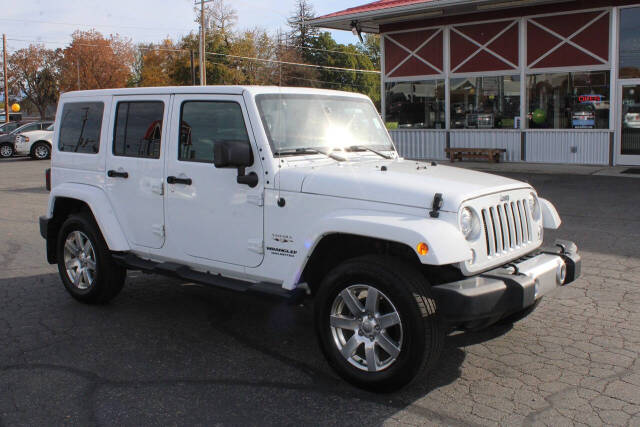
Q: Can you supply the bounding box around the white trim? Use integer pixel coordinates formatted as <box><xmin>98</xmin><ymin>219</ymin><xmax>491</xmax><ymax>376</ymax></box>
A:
<box><xmin>525</xmin><ymin>64</ymin><xmax>611</xmax><ymax>74</ymax></box>
<box><xmin>385</xmin><ymin>29</ymin><xmax>443</xmax><ymax>77</ymax></box>
<box><xmin>385</xmin><ymin>74</ymin><xmax>445</xmax><ymax>82</ymax></box>
<box><xmin>384</xmin><ymin>23</ymin><xmax>444</xmax><ymax>36</ymax></box>
<box><xmin>525</xmin><ymin>6</ymin><xmax>610</xmax><ymax>20</ymax></box>
<box><xmin>520</xmin><ymin>17</ymin><xmax>527</xmax><ymax>130</ymax></box>
<box><xmin>450</xmin><ymin>21</ymin><xmax>519</xmax><ymax>72</ymax></box>
<box><xmin>450</xmin><ymin>69</ymin><xmax>520</xmax><ymax>78</ymax></box>
<box><xmin>444</xmin><ymin>25</ymin><xmax>451</xmax><ymax>130</ymax></box>
<box><xmin>527</xmin><ymin>11</ymin><xmax>609</xmax><ymax>68</ymax></box>
<box><xmin>381</xmin><ymin>33</ymin><xmax>386</xmax><ymax>121</ymax></box>
<box><xmin>610</xmin><ymin>7</ymin><xmax>618</xmax><ymax>134</ymax></box>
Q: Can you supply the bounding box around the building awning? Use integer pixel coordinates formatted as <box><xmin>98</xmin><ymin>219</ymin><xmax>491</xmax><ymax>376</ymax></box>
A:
<box><xmin>309</xmin><ymin>0</ymin><xmax>569</xmax><ymax>33</ymax></box>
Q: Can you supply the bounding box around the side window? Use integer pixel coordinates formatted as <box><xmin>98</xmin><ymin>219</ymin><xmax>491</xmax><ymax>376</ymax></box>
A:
<box><xmin>58</xmin><ymin>102</ymin><xmax>104</xmax><ymax>153</ymax></box>
<box><xmin>179</xmin><ymin>101</ymin><xmax>250</xmax><ymax>163</ymax></box>
<box><xmin>22</xmin><ymin>123</ymin><xmax>39</xmax><ymax>132</ymax></box>
<box><xmin>113</xmin><ymin>101</ymin><xmax>164</xmax><ymax>159</ymax></box>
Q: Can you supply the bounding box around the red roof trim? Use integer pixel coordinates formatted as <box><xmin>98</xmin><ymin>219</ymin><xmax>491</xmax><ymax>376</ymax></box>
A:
<box><xmin>317</xmin><ymin>0</ymin><xmax>436</xmax><ymax>20</ymax></box>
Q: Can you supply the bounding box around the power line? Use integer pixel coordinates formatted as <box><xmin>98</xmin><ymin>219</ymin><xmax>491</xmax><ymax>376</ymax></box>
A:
<box><xmin>6</xmin><ymin>38</ymin><xmax>381</xmax><ymax>75</ymax></box>
<box><xmin>0</xmin><ymin>17</ymin><xmax>193</xmax><ymax>34</ymax></box>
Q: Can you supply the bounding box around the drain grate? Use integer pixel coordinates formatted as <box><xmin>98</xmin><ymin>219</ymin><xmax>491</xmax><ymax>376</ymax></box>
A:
<box><xmin>621</xmin><ymin>168</ymin><xmax>640</xmax><ymax>175</ymax></box>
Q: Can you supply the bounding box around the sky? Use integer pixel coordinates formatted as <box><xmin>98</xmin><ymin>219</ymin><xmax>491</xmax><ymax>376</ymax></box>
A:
<box><xmin>0</xmin><ymin>0</ymin><xmax>367</xmax><ymax>52</ymax></box>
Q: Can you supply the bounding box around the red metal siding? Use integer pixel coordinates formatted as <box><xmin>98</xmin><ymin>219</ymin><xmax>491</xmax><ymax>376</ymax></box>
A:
<box><xmin>527</xmin><ymin>11</ymin><xmax>609</xmax><ymax>68</ymax></box>
<box><xmin>451</xmin><ymin>21</ymin><xmax>519</xmax><ymax>72</ymax></box>
<box><xmin>385</xmin><ymin>29</ymin><xmax>443</xmax><ymax>77</ymax></box>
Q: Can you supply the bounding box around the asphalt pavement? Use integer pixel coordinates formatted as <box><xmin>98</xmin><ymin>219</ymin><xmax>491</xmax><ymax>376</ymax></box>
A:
<box><xmin>0</xmin><ymin>157</ymin><xmax>639</xmax><ymax>426</ymax></box>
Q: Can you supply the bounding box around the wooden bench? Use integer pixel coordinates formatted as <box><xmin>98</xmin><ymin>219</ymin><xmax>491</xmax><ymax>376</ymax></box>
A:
<box><xmin>445</xmin><ymin>148</ymin><xmax>507</xmax><ymax>163</ymax></box>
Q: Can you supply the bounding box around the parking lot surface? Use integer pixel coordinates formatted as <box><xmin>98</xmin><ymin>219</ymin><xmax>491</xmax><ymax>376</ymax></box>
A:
<box><xmin>0</xmin><ymin>157</ymin><xmax>639</xmax><ymax>426</ymax></box>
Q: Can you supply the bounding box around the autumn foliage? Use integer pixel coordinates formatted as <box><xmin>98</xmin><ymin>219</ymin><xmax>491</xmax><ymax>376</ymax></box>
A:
<box><xmin>59</xmin><ymin>30</ymin><xmax>135</xmax><ymax>91</ymax></box>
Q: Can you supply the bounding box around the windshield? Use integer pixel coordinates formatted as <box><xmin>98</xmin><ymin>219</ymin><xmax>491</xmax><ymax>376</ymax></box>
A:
<box><xmin>255</xmin><ymin>94</ymin><xmax>394</xmax><ymax>154</ymax></box>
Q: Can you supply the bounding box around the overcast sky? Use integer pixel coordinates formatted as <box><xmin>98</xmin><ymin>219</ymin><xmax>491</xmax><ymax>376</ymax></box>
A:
<box><xmin>0</xmin><ymin>0</ymin><xmax>365</xmax><ymax>52</ymax></box>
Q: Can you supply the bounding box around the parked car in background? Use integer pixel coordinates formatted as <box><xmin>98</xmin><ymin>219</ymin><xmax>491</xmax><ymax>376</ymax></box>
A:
<box><xmin>623</xmin><ymin>104</ymin><xmax>640</xmax><ymax>129</ymax></box>
<box><xmin>0</xmin><ymin>121</ymin><xmax>53</xmax><ymax>158</ymax></box>
<box><xmin>14</xmin><ymin>123</ymin><xmax>54</xmax><ymax>159</ymax></box>
<box><xmin>0</xmin><ymin>121</ymin><xmax>23</xmax><ymax>135</ymax></box>
<box><xmin>572</xmin><ymin>103</ymin><xmax>596</xmax><ymax>129</ymax></box>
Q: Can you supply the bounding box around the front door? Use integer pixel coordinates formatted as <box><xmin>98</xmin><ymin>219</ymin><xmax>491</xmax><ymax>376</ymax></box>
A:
<box><xmin>165</xmin><ymin>94</ymin><xmax>264</xmax><ymax>267</ymax></box>
<box><xmin>619</xmin><ymin>82</ymin><xmax>640</xmax><ymax>165</ymax></box>
<box><xmin>105</xmin><ymin>95</ymin><xmax>170</xmax><ymax>249</ymax></box>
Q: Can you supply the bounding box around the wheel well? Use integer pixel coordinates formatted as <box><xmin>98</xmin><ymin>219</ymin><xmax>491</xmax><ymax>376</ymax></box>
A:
<box><xmin>30</xmin><ymin>140</ymin><xmax>51</xmax><ymax>154</ymax></box>
<box><xmin>45</xmin><ymin>198</ymin><xmax>94</xmax><ymax>263</ymax></box>
<box><xmin>301</xmin><ymin>234</ymin><xmax>421</xmax><ymax>295</ymax></box>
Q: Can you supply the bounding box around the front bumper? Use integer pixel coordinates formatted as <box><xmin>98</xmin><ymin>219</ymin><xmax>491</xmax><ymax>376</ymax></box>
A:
<box><xmin>431</xmin><ymin>239</ymin><xmax>581</xmax><ymax>324</ymax></box>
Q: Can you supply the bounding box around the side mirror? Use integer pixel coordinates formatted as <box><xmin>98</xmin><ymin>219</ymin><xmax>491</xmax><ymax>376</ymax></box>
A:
<box><xmin>213</xmin><ymin>141</ymin><xmax>253</xmax><ymax>168</ymax></box>
<box><xmin>213</xmin><ymin>141</ymin><xmax>258</xmax><ymax>188</ymax></box>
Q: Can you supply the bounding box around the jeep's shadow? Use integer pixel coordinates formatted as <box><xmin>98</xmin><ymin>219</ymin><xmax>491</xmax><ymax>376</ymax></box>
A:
<box><xmin>0</xmin><ymin>271</ymin><xmax>510</xmax><ymax>425</ymax></box>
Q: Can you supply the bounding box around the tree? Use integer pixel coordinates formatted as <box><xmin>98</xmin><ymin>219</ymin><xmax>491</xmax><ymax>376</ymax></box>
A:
<box><xmin>206</xmin><ymin>0</ymin><xmax>237</xmax><ymax>47</ymax></box>
<box><xmin>137</xmin><ymin>39</ymin><xmax>181</xmax><ymax>87</ymax></box>
<box><xmin>59</xmin><ymin>30</ymin><xmax>135</xmax><ymax>91</ymax></box>
<box><xmin>287</xmin><ymin>0</ymin><xmax>318</xmax><ymax>58</ymax></box>
<box><xmin>8</xmin><ymin>44</ymin><xmax>61</xmax><ymax>119</ymax></box>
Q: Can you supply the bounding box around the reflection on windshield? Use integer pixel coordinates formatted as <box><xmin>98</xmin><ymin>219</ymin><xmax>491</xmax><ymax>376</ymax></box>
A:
<box><xmin>255</xmin><ymin>94</ymin><xmax>394</xmax><ymax>154</ymax></box>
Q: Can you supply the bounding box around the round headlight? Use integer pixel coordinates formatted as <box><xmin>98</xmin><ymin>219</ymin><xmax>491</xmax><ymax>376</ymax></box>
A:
<box><xmin>460</xmin><ymin>207</ymin><xmax>479</xmax><ymax>240</ymax></box>
<box><xmin>528</xmin><ymin>193</ymin><xmax>541</xmax><ymax>220</ymax></box>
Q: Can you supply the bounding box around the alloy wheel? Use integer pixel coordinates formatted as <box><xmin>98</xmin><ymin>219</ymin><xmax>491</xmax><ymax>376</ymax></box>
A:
<box><xmin>34</xmin><ymin>145</ymin><xmax>49</xmax><ymax>159</ymax></box>
<box><xmin>330</xmin><ymin>284</ymin><xmax>403</xmax><ymax>372</ymax></box>
<box><xmin>63</xmin><ymin>231</ymin><xmax>97</xmax><ymax>290</ymax></box>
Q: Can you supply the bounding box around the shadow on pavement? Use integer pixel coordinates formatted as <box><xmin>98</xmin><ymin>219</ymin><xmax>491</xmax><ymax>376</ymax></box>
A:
<box><xmin>0</xmin><ymin>271</ymin><xmax>513</xmax><ymax>426</ymax></box>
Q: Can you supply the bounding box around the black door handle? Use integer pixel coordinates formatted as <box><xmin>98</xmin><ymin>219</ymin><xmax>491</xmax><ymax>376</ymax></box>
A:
<box><xmin>167</xmin><ymin>176</ymin><xmax>192</xmax><ymax>185</ymax></box>
<box><xmin>107</xmin><ymin>170</ymin><xmax>128</xmax><ymax>178</ymax></box>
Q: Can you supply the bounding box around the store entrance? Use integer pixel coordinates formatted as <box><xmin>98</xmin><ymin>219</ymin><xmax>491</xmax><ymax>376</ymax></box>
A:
<box><xmin>619</xmin><ymin>82</ymin><xmax>640</xmax><ymax>165</ymax></box>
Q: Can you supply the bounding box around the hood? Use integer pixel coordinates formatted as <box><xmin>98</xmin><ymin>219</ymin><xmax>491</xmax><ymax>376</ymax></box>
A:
<box><xmin>277</xmin><ymin>159</ymin><xmax>530</xmax><ymax>212</ymax></box>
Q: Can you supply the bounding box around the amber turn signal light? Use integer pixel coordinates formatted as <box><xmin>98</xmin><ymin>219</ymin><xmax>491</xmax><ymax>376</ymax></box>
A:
<box><xmin>416</xmin><ymin>242</ymin><xmax>429</xmax><ymax>256</ymax></box>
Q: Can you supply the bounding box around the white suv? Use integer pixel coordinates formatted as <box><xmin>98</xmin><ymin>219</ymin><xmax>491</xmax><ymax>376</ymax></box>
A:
<box><xmin>40</xmin><ymin>86</ymin><xmax>580</xmax><ymax>391</ymax></box>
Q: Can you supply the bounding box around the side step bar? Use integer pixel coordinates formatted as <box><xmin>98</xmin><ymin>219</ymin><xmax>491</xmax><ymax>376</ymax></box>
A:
<box><xmin>112</xmin><ymin>253</ymin><xmax>305</xmax><ymax>303</ymax></box>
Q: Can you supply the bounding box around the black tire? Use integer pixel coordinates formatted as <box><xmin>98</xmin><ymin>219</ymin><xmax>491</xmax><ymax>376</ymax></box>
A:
<box><xmin>0</xmin><ymin>143</ymin><xmax>14</xmax><ymax>158</ymax></box>
<box><xmin>56</xmin><ymin>212</ymin><xmax>126</xmax><ymax>304</ymax></box>
<box><xmin>314</xmin><ymin>255</ymin><xmax>443</xmax><ymax>392</ymax></box>
<box><xmin>31</xmin><ymin>142</ymin><xmax>51</xmax><ymax>160</ymax></box>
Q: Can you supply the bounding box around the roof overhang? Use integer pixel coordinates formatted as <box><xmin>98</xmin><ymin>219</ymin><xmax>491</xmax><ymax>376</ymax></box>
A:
<box><xmin>309</xmin><ymin>0</ymin><xmax>571</xmax><ymax>33</ymax></box>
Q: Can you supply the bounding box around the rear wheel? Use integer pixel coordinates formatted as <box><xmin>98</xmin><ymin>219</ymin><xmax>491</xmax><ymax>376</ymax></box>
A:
<box><xmin>56</xmin><ymin>213</ymin><xmax>126</xmax><ymax>304</ymax></box>
<box><xmin>31</xmin><ymin>142</ymin><xmax>51</xmax><ymax>160</ymax></box>
<box><xmin>0</xmin><ymin>143</ymin><xmax>13</xmax><ymax>158</ymax></box>
<box><xmin>314</xmin><ymin>255</ymin><xmax>443</xmax><ymax>392</ymax></box>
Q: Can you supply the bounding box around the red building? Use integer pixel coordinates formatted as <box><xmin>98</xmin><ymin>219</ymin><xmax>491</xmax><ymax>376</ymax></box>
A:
<box><xmin>311</xmin><ymin>0</ymin><xmax>640</xmax><ymax>166</ymax></box>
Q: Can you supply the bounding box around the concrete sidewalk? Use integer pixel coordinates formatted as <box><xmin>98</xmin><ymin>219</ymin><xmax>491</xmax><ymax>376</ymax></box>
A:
<box><xmin>436</xmin><ymin>160</ymin><xmax>640</xmax><ymax>177</ymax></box>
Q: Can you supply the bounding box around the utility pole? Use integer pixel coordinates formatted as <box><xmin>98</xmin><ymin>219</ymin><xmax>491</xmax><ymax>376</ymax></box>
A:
<box><xmin>190</xmin><ymin>50</ymin><xmax>196</xmax><ymax>86</ymax></box>
<box><xmin>195</xmin><ymin>0</ymin><xmax>214</xmax><ymax>86</ymax></box>
<box><xmin>2</xmin><ymin>34</ymin><xmax>8</xmax><ymax>123</ymax></box>
<box><xmin>76</xmin><ymin>60</ymin><xmax>81</xmax><ymax>90</ymax></box>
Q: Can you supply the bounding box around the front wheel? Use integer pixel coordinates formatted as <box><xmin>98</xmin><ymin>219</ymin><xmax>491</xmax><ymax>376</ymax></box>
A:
<box><xmin>31</xmin><ymin>142</ymin><xmax>51</xmax><ymax>160</ymax></box>
<box><xmin>314</xmin><ymin>255</ymin><xmax>443</xmax><ymax>392</ymax></box>
<box><xmin>0</xmin><ymin>143</ymin><xmax>14</xmax><ymax>158</ymax></box>
<box><xmin>56</xmin><ymin>213</ymin><xmax>126</xmax><ymax>304</ymax></box>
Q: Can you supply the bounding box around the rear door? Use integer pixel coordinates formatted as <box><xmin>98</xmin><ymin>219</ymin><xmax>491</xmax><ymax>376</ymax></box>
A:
<box><xmin>105</xmin><ymin>95</ymin><xmax>170</xmax><ymax>249</ymax></box>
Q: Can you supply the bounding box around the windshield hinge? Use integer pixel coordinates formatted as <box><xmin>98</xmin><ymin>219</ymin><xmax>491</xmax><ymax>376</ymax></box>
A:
<box><xmin>430</xmin><ymin>193</ymin><xmax>443</xmax><ymax>218</ymax></box>
<box><xmin>151</xmin><ymin>224</ymin><xmax>165</xmax><ymax>238</ymax></box>
<box><xmin>247</xmin><ymin>193</ymin><xmax>264</xmax><ymax>206</ymax></box>
<box><xmin>248</xmin><ymin>239</ymin><xmax>264</xmax><ymax>254</ymax></box>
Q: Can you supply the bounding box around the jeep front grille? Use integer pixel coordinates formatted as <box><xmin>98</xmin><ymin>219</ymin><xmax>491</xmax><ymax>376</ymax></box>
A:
<box><xmin>480</xmin><ymin>199</ymin><xmax>532</xmax><ymax>257</ymax></box>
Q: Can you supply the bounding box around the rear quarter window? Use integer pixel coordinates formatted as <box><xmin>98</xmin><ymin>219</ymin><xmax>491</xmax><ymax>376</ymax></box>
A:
<box><xmin>58</xmin><ymin>102</ymin><xmax>104</xmax><ymax>154</ymax></box>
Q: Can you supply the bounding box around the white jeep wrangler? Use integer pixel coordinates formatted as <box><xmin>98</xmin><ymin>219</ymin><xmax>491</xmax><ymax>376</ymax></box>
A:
<box><xmin>40</xmin><ymin>86</ymin><xmax>580</xmax><ymax>391</ymax></box>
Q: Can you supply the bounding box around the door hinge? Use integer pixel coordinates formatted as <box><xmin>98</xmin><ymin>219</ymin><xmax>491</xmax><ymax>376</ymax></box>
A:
<box><xmin>247</xmin><ymin>193</ymin><xmax>264</xmax><ymax>206</ymax></box>
<box><xmin>248</xmin><ymin>239</ymin><xmax>264</xmax><ymax>254</ymax></box>
<box><xmin>152</xmin><ymin>224</ymin><xmax>165</xmax><ymax>238</ymax></box>
<box><xmin>151</xmin><ymin>182</ymin><xmax>164</xmax><ymax>196</ymax></box>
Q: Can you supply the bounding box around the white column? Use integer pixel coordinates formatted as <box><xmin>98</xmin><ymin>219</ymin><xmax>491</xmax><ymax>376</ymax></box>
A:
<box><xmin>444</xmin><ymin>25</ymin><xmax>451</xmax><ymax>130</ymax></box>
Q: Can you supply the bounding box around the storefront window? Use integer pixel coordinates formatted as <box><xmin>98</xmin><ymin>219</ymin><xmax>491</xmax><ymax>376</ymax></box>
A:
<box><xmin>527</xmin><ymin>71</ymin><xmax>610</xmax><ymax>129</ymax></box>
<box><xmin>620</xmin><ymin>7</ymin><xmax>640</xmax><ymax>79</ymax></box>
<box><xmin>450</xmin><ymin>75</ymin><xmax>521</xmax><ymax>129</ymax></box>
<box><xmin>385</xmin><ymin>80</ymin><xmax>445</xmax><ymax>129</ymax></box>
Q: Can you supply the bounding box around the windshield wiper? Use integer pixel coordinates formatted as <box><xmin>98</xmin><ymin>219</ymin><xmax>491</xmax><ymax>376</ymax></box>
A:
<box><xmin>273</xmin><ymin>147</ymin><xmax>345</xmax><ymax>162</ymax></box>
<box><xmin>346</xmin><ymin>145</ymin><xmax>392</xmax><ymax>159</ymax></box>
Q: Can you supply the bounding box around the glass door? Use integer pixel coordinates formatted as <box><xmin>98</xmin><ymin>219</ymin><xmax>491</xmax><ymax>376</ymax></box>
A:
<box><xmin>619</xmin><ymin>82</ymin><xmax>640</xmax><ymax>165</ymax></box>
